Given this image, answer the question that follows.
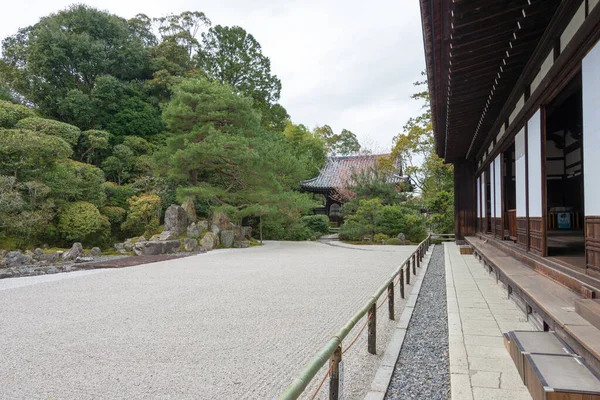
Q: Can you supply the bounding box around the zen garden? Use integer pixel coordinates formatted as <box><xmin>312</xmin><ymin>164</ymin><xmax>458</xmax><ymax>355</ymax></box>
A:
<box><xmin>2</xmin><ymin>2</ymin><xmax>600</xmax><ymax>400</ymax></box>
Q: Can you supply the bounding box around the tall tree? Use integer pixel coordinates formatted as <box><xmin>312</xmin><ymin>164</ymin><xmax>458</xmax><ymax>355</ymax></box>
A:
<box><xmin>195</xmin><ymin>25</ymin><xmax>286</xmax><ymax>130</ymax></box>
<box><xmin>391</xmin><ymin>73</ymin><xmax>454</xmax><ymax>233</ymax></box>
<box><xmin>1</xmin><ymin>5</ymin><xmax>152</xmax><ymax>117</ymax></box>
<box><xmin>314</xmin><ymin>125</ymin><xmax>361</xmax><ymax>155</ymax></box>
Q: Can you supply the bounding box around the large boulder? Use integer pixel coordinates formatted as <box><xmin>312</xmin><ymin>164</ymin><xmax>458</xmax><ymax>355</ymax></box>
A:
<box><xmin>197</xmin><ymin>220</ymin><xmax>209</xmax><ymax>231</ymax></box>
<box><xmin>200</xmin><ymin>231</ymin><xmax>220</xmax><ymax>250</ymax></box>
<box><xmin>62</xmin><ymin>243</ymin><xmax>84</xmax><ymax>261</ymax></box>
<box><xmin>5</xmin><ymin>251</ymin><xmax>32</xmax><ymax>268</ymax></box>
<box><xmin>164</xmin><ymin>205</ymin><xmax>188</xmax><ymax>236</ymax></box>
<box><xmin>211</xmin><ymin>224</ymin><xmax>220</xmax><ymax>235</ymax></box>
<box><xmin>133</xmin><ymin>240</ymin><xmax>181</xmax><ymax>256</ymax></box>
<box><xmin>396</xmin><ymin>233</ymin><xmax>406</xmax><ymax>245</ymax></box>
<box><xmin>211</xmin><ymin>211</ymin><xmax>231</xmax><ymax>231</ymax></box>
<box><xmin>184</xmin><ymin>238</ymin><xmax>197</xmax><ymax>252</ymax></box>
<box><xmin>33</xmin><ymin>248</ymin><xmax>44</xmax><ymax>260</ymax></box>
<box><xmin>181</xmin><ymin>199</ymin><xmax>197</xmax><ymax>223</ymax></box>
<box><xmin>90</xmin><ymin>247</ymin><xmax>101</xmax><ymax>256</ymax></box>
<box><xmin>220</xmin><ymin>230</ymin><xmax>235</xmax><ymax>248</ymax></box>
<box><xmin>38</xmin><ymin>252</ymin><xmax>59</xmax><ymax>263</ymax></box>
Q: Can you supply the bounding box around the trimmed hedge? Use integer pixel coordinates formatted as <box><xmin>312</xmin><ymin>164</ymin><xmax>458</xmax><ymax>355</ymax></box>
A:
<box><xmin>16</xmin><ymin>117</ymin><xmax>81</xmax><ymax>146</ymax></box>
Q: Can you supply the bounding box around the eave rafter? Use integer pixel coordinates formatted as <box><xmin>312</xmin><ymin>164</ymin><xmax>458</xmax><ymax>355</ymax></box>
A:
<box><xmin>421</xmin><ymin>0</ymin><xmax>562</xmax><ymax>163</ymax></box>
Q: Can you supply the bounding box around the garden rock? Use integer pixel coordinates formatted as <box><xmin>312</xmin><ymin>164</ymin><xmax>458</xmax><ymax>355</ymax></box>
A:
<box><xmin>187</xmin><ymin>222</ymin><xmax>202</xmax><ymax>238</ymax></box>
<box><xmin>75</xmin><ymin>256</ymin><xmax>94</xmax><ymax>263</ymax></box>
<box><xmin>397</xmin><ymin>233</ymin><xmax>406</xmax><ymax>245</ymax></box>
<box><xmin>164</xmin><ymin>205</ymin><xmax>188</xmax><ymax>236</ymax></box>
<box><xmin>90</xmin><ymin>247</ymin><xmax>101</xmax><ymax>256</ymax></box>
<box><xmin>197</xmin><ymin>220</ymin><xmax>209</xmax><ymax>231</ymax></box>
<box><xmin>38</xmin><ymin>252</ymin><xmax>59</xmax><ymax>263</ymax></box>
<box><xmin>212</xmin><ymin>212</ymin><xmax>231</xmax><ymax>231</ymax></box>
<box><xmin>33</xmin><ymin>248</ymin><xmax>44</xmax><ymax>260</ymax></box>
<box><xmin>211</xmin><ymin>224</ymin><xmax>220</xmax><ymax>235</ymax></box>
<box><xmin>159</xmin><ymin>231</ymin><xmax>177</xmax><ymax>241</ymax></box>
<box><xmin>5</xmin><ymin>251</ymin><xmax>31</xmax><ymax>268</ymax></box>
<box><xmin>194</xmin><ymin>246</ymin><xmax>208</xmax><ymax>253</ymax></box>
<box><xmin>184</xmin><ymin>238</ymin><xmax>197</xmax><ymax>252</ymax></box>
<box><xmin>233</xmin><ymin>241</ymin><xmax>250</xmax><ymax>249</ymax></box>
<box><xmin>133</xmin><ymin>240</ymin><xmax>181</xmax><ymax>256</ymax></box>
<box><xmin>220</xmin><ymin>230</ymin><xmax>235</xmax><ymax>248</ymax></box>
<box><xmin>233</xmin><ymin>226</ymin><xmax>252</xmax><ymax>240</ymax></box>
<box><xmin>200</xmin><ymin>232</ymin><xmax>219</xmax><ymax>250</ymax></box>
<box><xmin>62</xmin><ymin>243</ymin><xmax>84</xmax><ymax>261</ymax></box>
<box><xmin>181</xmin><ymin>199</ymin><xmax>197</xmax><ymax>223</ymax></box>
<box><xmin>123</xmin><ymin>238</ymin><xmax>135</xmax><ymax>251</ymax></box>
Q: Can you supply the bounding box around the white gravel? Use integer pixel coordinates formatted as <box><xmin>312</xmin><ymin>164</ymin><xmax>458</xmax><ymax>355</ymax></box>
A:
<box><xmin>0</xmin><ymin>241</ymin><xmax>418</xmax><ymax>400</ymax></box>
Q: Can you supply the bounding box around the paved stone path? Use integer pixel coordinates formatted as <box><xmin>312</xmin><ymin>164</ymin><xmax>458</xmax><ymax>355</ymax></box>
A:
<box><xmin>445</xmin><ymin>242</ymin><xmax>536</xmax><ymax>400</ymax></box>
<box><xmin>0</xmin><ymin>241</ymin><xmax>417</xmax><ymax>400</ymax></box>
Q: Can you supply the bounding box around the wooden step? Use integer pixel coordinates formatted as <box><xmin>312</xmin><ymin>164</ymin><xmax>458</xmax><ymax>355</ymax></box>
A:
<box><xmin>576</xmin><ymin>299</ymin><xmax>600</xmax><ymax>331</ymax></box>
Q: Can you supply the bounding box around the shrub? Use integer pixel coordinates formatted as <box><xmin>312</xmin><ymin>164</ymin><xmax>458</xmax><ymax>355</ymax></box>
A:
<box><xmin>0</xmin><ymin>101</ymin><xmax>36</xmax><ymax>128</ymax></box>
<box><xmin>373</xmin><ymin>233</ymin><xmax>390</xmax><ymax>243</ymax></box>
<box><xmin>285</xmin><ymin>221</ymin><xmax>313</xmax><ymax>241</ymax></box>
<box><xmin>101</xmin><ymin>206</ymin><xmax>127</xmax><ymax>237</ymax></box>
<box><xmin>121</xmin><ymin>194</ymin><xmax>161</xmax><ymax>237</ymax></box>
<box><xmin>339</xmin><ymin>220</ymin><xmax>367</xmax><ymax>241</ymax></box>
<box><xmin>376</xmin><ymin>206</ymin><xmax>427</xmax><ymax>242</ymax></box>
<box><xmin>43</xmin><ymin>159</ymin><xmax>106</xmax><ymax>206</ymax></box>
<box><xmin>104</xmin><ymin>182</ymin><xmax>136</xmax><ymax>209</ymax></box>
<box><xmin>300</xmin><ymin>215</ymin><xmax>330</xmax><ymax>236</ymax></box>
<box><xmin>57</xmin><ymin>201</ymin><xmax>107</xmax><ymax>244</ymax></box>
<box><xmin>15</xmin><ymin>117</ymin><xmax>81</xmax><ymax>146</ymax></box>
<box><xmin>385</xmin><ymin>238</ymin><xmax>402</xmax><ymax>246</ymax></box>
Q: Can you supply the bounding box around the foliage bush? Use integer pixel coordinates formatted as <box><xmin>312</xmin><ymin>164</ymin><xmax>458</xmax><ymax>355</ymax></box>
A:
<box><xmin>373</xmin><ymin>233</ymin><xmax>390</xmax><ymax>243</ymax></box>
<box><xmin>43</xmin><ymin>159</ymin><xmax>106</xmax><ymax>206</ymax></box>
<box><xmin>15</xmin><ymin>117</ymin><xmax>81</xmax><ymax>146</ymax></box>
<box><xmin>339</xmin><ymin>220</ymin><xmax>367</xmax><ymax>241</ymax></box>
<box><xmin>0</xmin><ymin>101</ymin><xmax>36</xmax><ymax>128</ymax></box>
<box><xmin>57</xmin><ymin>201</ymin><xmax>108</xmax><ymax>245</ymax></box>
<box><xmin>285</xmin><ymin>221</ymin><xmax>313</xmax><ymax>241</ymax></box>
<box><xmin>121</xmin><ymin>194</ymin><xmax>161</xmax><ymax>237</ymax></box>
<box><xmin>0</xmin><ymin>129</ymin><xmax>73</xmax><ymax>180</ymax></box>
<box><xmin>101</xmin><ymin>205</ymin><xmax>127</xmax><ymax>237</ymax></box>
<box><xmin>376</xmin><ymin>206</ymin><xmax>427</xmax><ymax>243</ymax></box>
<box><xmin>300</xmin><ymin>215</ymin><xmax>330</xmax><ymax>236</ymax></box>
<box><xmin>103</xmin><ymin>182</ymin><xmax>136</xmax><ymax>209</ymax></box>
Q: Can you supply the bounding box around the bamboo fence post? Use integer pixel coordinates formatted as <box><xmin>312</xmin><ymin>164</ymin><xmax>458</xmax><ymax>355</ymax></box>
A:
<box><xmin>388</xmin><ymin>282</ymin><xmax>394</xmax><ymax>320</ymax></box>
<box><xmin>368</xmin><ymin>303</ymin><xmax>376</xmax><ymax>354</ymax></box>
<box><xmin>329</xmin><ymin>345</ymin><xmax>342</xmax><ymax>400</ymax></box>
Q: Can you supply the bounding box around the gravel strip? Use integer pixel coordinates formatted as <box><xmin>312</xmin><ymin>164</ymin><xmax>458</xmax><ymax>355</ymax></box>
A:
<box><xmin>386</xmin><ymin>245</ymin><xmax>450</xmax><ymax>400</ymax></box>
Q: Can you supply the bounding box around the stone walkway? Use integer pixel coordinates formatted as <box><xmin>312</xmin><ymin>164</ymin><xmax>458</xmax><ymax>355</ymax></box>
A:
<box><xmin>0</xmin><ymin>241</ymin><xmax>418</xmax><ymax>400</ymax></box>
<box><xmin>445</xmin><ymin>242</ymin><xmax>536</xmax><ymax>400</ymax></box>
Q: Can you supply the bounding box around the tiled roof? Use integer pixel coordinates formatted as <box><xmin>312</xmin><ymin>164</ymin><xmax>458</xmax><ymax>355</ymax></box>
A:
<box><xmin>300</xmin><ymin>154</ymin><xmax>403</xmax><ymax>191</ymax></box>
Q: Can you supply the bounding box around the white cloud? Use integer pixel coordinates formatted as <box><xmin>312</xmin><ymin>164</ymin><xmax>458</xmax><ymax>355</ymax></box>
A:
<box><xmin>0</xmin><ymin>0</ymin><xmax>426</xmax><ymax>149</ymax></box>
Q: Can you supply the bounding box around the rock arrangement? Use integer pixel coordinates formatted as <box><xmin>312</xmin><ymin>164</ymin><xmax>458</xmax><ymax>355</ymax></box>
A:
<box><xmin>113</xmin><ymin>204</ymin><xmax>255</xmax><ymax>257</ymax></box>
<box><xmin>0</xmin><ymin>243</ymin><xmax>107</xmax><ymax>279</ymax></box>
<box><xmin>1</xmin><ymin>203</ymin><xmax>256</xmax><ymax>279</ymax></box>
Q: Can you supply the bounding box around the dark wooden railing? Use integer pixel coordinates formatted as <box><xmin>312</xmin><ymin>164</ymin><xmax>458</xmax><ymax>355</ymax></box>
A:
<box><xmin>278</xmin><ymin>235</ymin><xmax>438</xmax><ymax>400</ymax></box>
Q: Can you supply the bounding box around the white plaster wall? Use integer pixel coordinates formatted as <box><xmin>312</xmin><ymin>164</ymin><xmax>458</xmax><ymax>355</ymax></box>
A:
<box><xmin>495</xmin><ymin>154</ymin><xmax>502</xmax><ymax>218</ymax></box>
<box><xmin>561</xmin><ymin>2</ymin><xmax>586</xmax><ymax>52</ymax></box>
<box><xmin>477</xmin><ymin>176</ymin><xmax>481</xmax><ymax>219</ymax></box>
<box><xmin>528</xmin><ymin>110</ymin><xmax>543</xmax><ymax>217</ymax></box>
<box><xmin>482</xmin><ymin>173</ymin><xmax>486</xmax><ymax>219</ymax></box>
<box><xmin>490</xmin><ymin>161</ymin><xmax>496</xmax><ymax>218</ymax></box>
<box><xmin>515</xmin><ymin>128</ymin><xmax>527</xmax><ymax>217</ymax></box>
<box><xmin>583</xmin><ymin>39</ymin><xmax>600</xmax><ymax>215</ymax></box>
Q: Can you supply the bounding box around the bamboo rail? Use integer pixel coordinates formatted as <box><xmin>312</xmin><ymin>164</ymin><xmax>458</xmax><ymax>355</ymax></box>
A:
<box><xmin>278</xmin><ymin>234</ymin><xmax>441</xmax><ymax>400</ymax></box>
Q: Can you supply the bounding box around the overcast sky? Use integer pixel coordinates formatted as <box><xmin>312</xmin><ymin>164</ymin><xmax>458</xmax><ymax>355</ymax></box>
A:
<box><xmin>0</xmin><ymin>0</ymin><xmax>426</xmax><ymax>151</ymax></box>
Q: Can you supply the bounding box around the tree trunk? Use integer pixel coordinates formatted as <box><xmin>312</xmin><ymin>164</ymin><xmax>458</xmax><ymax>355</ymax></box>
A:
<box><xmin>189</xmin><ymin>169</ymin><xmax>198</xmax><ymax>185</ymax></box>
<box><xmin>260</xmin><ymin>215</ymin><xmax>263</xmax><ymax>244</ymax></box>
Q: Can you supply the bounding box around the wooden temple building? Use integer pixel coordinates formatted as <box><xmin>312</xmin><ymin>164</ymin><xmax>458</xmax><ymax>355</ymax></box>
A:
<box><xmin>300</xmin><ymin>154</ymin><xmax>404</xmax><ymax>224</ymax></box>
<box><xmin>421</xmin><ymin>0</ymin><xmax>600</xmax><ymax>375</ymax></box>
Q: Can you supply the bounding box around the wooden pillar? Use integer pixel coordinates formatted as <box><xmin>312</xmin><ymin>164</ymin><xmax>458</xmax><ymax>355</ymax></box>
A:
<box><xmin>454</xmin><ymin>158</ymin><xmax>477</xmax><ymax>243</ymax></box>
